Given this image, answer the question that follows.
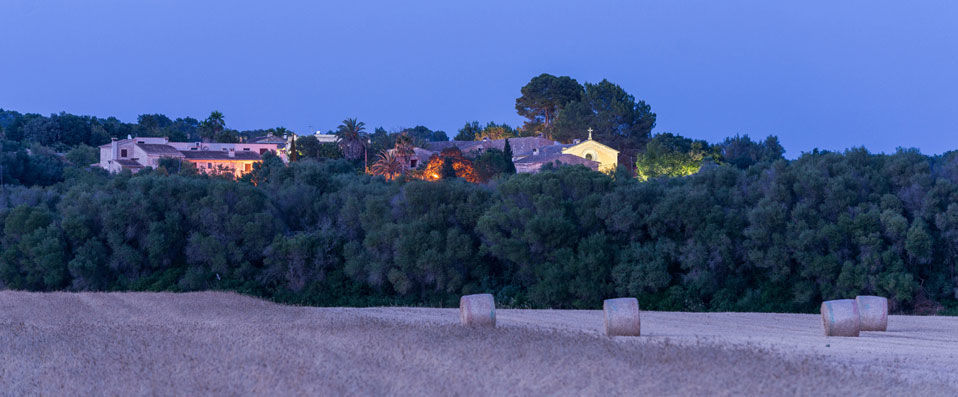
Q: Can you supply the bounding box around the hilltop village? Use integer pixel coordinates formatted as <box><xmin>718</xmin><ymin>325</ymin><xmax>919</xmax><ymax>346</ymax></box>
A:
<box><xmin>68</xmin><ymin>74</ymin><xmax>679</xmax><ymax>182</ymax></box>
<box><xmin>95</xmin><ymin>128</ymin><xmax>620</xmax><ymax>182</ymax></box>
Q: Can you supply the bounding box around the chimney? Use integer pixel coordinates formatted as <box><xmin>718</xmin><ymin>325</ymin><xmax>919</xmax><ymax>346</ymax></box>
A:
<box><xmin>532</xmin><ymin>148</ymin><xmax>539</xmax><ymax>155</ymax></box>
<box><xmin>573</xmin><ymin>139</ymin><xmax>581</xmax><ymax>144</ymax></box>
<box><xmin>111</xmin><ymin>138</ymin><xmax>118</xmax><ymax>159</ymax></box>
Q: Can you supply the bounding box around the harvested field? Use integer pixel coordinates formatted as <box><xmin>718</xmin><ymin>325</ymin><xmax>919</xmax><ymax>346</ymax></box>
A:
<box><xmin>1</xmin><ymin>291</ymin><xmax>956</xmax><ymax>395</ymax></box>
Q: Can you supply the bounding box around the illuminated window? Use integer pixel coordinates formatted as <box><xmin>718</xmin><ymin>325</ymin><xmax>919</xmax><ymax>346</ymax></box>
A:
<box><xmin>244</xmin><ymin>163</ymin><xmax>252</xmax><ymax>172</ymax></box>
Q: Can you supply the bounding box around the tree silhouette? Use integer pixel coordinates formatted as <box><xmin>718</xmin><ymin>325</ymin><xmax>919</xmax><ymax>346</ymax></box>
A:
<box><xmin>199</xmin><ymin>111</ymin><xmax>225</xmax><ymax>142</ymax></box>
<box><xmin>369</xmin><ymin>150</ymin><xmax>404</xmax><ymax>180</ymax></box>
<box><xmin>336</xmin><ymin>118</ymin><xmax>367</xmax><ymax>161</ymax></box>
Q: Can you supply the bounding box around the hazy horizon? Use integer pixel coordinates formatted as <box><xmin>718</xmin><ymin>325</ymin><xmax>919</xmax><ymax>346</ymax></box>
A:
<box><xmin>2</xmin><ymin>0</ymin><xmax>955</xmax><ymax>157</ymax></box>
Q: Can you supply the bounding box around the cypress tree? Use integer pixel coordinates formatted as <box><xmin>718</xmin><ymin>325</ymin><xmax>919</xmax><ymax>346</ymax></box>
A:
<box><xmin>503</xmin><ymin>138</ymin><xmax>516</xmax><ymax>174</ymax></box>
<box><xmin>288</xmin><ymin>135</ymin><xmax>299</xmax><ymax>162</ymax></box>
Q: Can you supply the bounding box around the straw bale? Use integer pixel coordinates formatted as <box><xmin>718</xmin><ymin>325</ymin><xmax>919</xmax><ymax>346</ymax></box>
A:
<box><xmin>821</xmin><ymin>299</ymin><xmax>860</xmax><ymax>337</ymax></box>
<box><xmin>460</xmin><ymin>294</ymin><xmax>496</xmax><ymax>327</ymax></box>
<box><xmin>856</xmin><ymin>295</ymin><xmax>888</xmax><ymax>331</ymax></box>
<box><xmin>603</xmin><ymin>298</ymin><xmax>641</xmax><ymax>337</ymax></box>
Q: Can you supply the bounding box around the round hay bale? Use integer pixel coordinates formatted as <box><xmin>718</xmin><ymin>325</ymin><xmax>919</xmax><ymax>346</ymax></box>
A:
<box><xmin>820</xmin><ymin>299</ymin><xmax>860</xmax><ymax>337</ymax></box>
<box><xmin>603</xmin><ymin>297</ymin><xmax>641</xmax><ymax>337</ymax></box>
<box><xmin>856</xmin><ymin>295</ymin><xmax>888</xmax><ymax>331</ymax></box>
<box><xmin>459</xmin><ymin>294</ymin><xmax>495</xmax><ymax>327</ymax></box>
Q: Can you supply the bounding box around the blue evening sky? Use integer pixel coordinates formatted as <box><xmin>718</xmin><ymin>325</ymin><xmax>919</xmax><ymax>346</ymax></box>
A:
<box><xmin>1</xmin><ymin>1</ymin><xmax>955</xmax><ymax>157</ymax></box>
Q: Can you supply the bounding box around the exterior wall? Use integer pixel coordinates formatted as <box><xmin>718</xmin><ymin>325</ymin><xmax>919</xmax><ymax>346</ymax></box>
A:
<box><xmin>562</xmin><ymin>141</ymin><xmax>619</xmax><ymax>172</ymax></box>
<box><xmin>115</xmin><ymin>141</ymin><xmax>137</xmax><ymax>161</ymax></box>
<box><xmin>132</xmin><ymin>145</ymin><xmax>154</xmax><ymax>167</ymax></box>
<box><xmin>98</xmin><ymin>140</ymin><xmax>140</xmax><ymax>172</ymax></box>
<box><xmin>186</xmin><ymin>159</ymin><xmax>258</xmax><ymax>178</ymax></box>
<box><xmin>168</xmin><ymin>142</ymin><xmax>287</xmax><ymax>162</ymax></box>
<box><xmin>98</xmin><ymin>146</ymin><xmax>114</xmax><ymax>170</ymax></box>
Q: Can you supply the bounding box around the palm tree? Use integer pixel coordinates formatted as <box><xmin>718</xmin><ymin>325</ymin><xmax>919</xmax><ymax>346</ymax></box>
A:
<box><xmin>200</xmin><ymin>111</ymin><xmax>225</xmax><ymax>142</ymax></box>
<box><xmin>369</xmin><ymin>150</ymin><xmax>403</xmax><ymax>180</ymax></box>
<box><xmin>336</xmin><ymin>118</ymin><xmax>367</xmax><ymax>161</ymax></box>
<box><xmin>394</xmin><ymin>132</ymin><xmax>415</xmax><ymax>171</ymax></box>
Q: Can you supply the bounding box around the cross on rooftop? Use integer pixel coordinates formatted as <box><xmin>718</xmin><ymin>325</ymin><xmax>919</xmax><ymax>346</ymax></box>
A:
<box><xmin>587</xmin><ymin>128</ymin><xmax>593</xmax><ymax>140</ymax></box>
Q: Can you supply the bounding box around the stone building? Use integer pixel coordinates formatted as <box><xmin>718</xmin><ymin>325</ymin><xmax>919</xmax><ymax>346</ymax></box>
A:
<box><xmin>97</xmin><ymin>137</ymin><xmax>286</xmax><ymax>178</ymax></box>
<box><xmin>419</xmin><ymin>130</ymin><xmax>618</xmax><ymax>174</ymax></box>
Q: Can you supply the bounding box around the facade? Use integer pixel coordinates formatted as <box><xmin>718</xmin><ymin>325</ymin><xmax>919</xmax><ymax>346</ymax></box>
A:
<box><xmin>560</xmin><ymin>130</ymin><xmax>619</xmax><ymax>172</ymax></box>
<box><xmin>97</xmin><ymin>137</ymin><xmax>285</xmax><ymax>178</ymax></box>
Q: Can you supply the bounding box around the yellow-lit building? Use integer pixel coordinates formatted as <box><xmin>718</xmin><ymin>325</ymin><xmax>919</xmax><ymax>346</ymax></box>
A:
<box><xmin>561</xmin><ymin>129</ymin><xmax>619</xmax><ymax>172</ymax></box>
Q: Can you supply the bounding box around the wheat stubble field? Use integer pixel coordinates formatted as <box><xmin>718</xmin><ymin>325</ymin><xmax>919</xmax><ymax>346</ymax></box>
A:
<box><xmin>1</xmin><ymin>291</ymin><xmax>956</xmax><ymax>395</ymax></box>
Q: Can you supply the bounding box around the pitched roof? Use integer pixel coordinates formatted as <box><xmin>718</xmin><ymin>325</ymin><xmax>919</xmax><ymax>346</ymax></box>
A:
<box><xmin>251</xmin><ymin>136</ymin><xmax>287</xmax><ymax>143</ymax></box>
<box><xmin>564</xmin><ymin>138</ymin><xmax>620</xmax><ymax>155</ymax></box>
<box><xmin>114</xmin><ymin>159</ymin><xmax>144</xmax><ymax>169</ymax></box>
<box><xmin>533</xmin><ymin>143</ymin><xmax>572</xmax><ymax>156</ymax></box>
<box><xmin>424</xmin><ymin>137</ymin><xmax>559</xmax><ymax>156</ymax></box>
<box><xmin>181</xmin><ymin>151</ymin><xmax>262</xmax><ymax>161</ymax></box>
<box><xmin>136</xmin><ymin>143</ymin><xmax>184</xmax><ymax>157</ymax></box>
<box><xmin>251</xmin><ymin>136</ymin><xmax>288</xmax><ymax>148</ymax></box>
<box><xmin>514</xmin><ymin>153</ymin><xmax>599</xmax><ymax>170</ymax></box>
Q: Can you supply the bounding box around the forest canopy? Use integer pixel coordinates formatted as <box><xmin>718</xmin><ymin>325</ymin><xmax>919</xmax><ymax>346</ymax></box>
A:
<box><xmin>1</xmin><ymin>72</ymin><xmax>957</xmax><ymax>314</ymax></box>
<box><xmin>2</xmin><ymin>126</ymin><xmax>957</xmax><ymax>314</ymax></box>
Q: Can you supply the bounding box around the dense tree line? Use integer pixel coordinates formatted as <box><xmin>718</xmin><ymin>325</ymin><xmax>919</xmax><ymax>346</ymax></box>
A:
<box><xmin>2</xmin><ymin>73</ymin><xmax>956</xmax><ymax>314</ymax></box>
<box><xmin>1</xmin><ymin>140</ymin><xmax>957</xmax><ymax>314</ymax></box>
<box><xmin>0</xmin><ymin>107</ymin><xmax>296</xmax><ymax>159</ymax></box>
<box><xmin>634</xmin><ymin>133</ymin><xmax>785</xmax><ymax>181</ymax></box>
